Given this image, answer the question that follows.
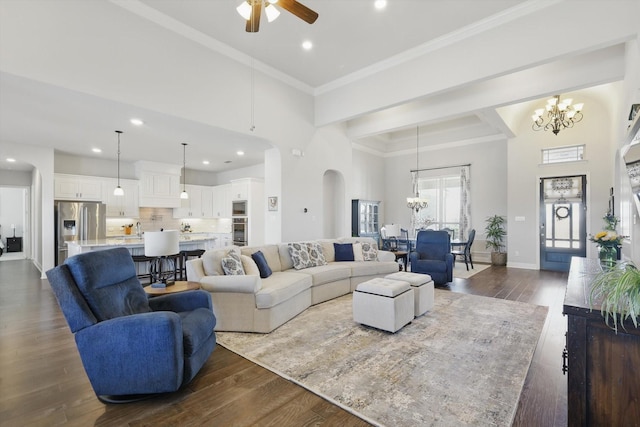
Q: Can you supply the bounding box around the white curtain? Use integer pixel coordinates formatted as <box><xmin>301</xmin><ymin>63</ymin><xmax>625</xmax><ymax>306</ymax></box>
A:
<box><xmin>459</xmin><ymin>166</ymin><xmax>471</xmax><ymax>240</ymax></box>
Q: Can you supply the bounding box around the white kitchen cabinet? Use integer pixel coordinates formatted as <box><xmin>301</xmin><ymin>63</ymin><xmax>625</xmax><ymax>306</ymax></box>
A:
<box><xmin>102</xmin><ymin>178</ymin><xmax>139</xmax><ymax>218</ymax></box>
<box><xmin>230</xmin><ymin>178</ymin><xmax>264</xmax><ymax>246</ymax></box>
<box><xmin>138</xmin><ymin>171</ymin><xmax>181</xmax><ymax>208</ymax></box>
<box><xmin>212</xmin><ymin>184</ymin><xmax>231</xmax><ymax>218</ymax></box>
<box><xmin>54</xmin><ymin>174</ymin><xmax>103</xmax><ymax>201</ymax></box>
<box><xmin>231</xmin><ymin>180</ymin><xmax>249</xmax><ymax>200</ymax></box>
<box><xmin>173</xmin><ymin>185</ymin><xmax>214</xmax><ymax>218</ymax></box>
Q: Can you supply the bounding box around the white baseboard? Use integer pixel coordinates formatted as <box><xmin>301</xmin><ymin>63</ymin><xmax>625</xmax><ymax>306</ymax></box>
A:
<box><xmin>506</xmin><ymin>262</ymin><xmax>538</xmax><ymax>270</ymax></box>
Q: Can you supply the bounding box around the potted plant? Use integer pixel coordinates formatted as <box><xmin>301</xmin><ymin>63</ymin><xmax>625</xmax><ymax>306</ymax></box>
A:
<box><xmin>590</xmin><ymin>261</ymin><xmax>640</xmax><ymax>333</ymax></box>
<box><xmin>485</xmin><ymin>215</ymin><xmax>507</xmax><ymax>266</ymax></box>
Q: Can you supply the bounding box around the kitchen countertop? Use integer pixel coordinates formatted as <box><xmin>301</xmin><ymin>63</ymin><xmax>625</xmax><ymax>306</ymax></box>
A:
<box><xmin>67</xmin><ymin>234</ymin><xmax>218</xmax><ymax>248</ymax></box>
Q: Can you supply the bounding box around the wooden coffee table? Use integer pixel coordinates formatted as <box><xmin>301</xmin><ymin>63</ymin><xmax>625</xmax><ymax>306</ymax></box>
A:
<box><xmin>144</xmin><ymin>280</ymin><xmax>200</xmax><ymax>296</ymax></box>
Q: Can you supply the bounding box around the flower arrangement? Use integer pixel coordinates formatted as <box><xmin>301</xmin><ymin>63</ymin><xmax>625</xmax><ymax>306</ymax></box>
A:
<box><xmin>590</xmin><ymin>230</ymin><xmax>625</xmax><ymax>248</ymax></box>
<box><xmin>589</xmin><ymin>214</ymin><xmax>626</xmax><ymax>249</ymax></box>
<box><xmin>590</xmin><ymin>213</ymin><xmax>626</xmax><ymax>268</ymax></box>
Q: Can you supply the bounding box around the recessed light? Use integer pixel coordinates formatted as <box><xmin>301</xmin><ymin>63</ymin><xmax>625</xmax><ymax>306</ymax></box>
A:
<box><xmin>302</xmin><ymin>40</ymin><xmax>313</xmax><ymax>50</ymax></box>
<box><xmin>202</xmin><ymin>160</ymin><xmax>210</xmax><ymax>165</ymax></box>
<box><xmin>374</xmin><ymin>0</ymin><xmax>387</xmax><ymax>10</ymax></box>
<box><xmin>6</xmin><ymin>158</ymin><xmax>16</xmax><ymax>162</ymax></box>
<box><xmin>237</xmin><ymin>151</ymin><xmax>245</xmax><ymax>156</ymax></box>
<box><xmin>92</xmin><ymin>148</ymin><xmax>102</xmax><ymax>153</ymax></box>
<box><xmin>130</xmin><ymin>118</ymin><xmax>144</xmax><ymax>126</ymax></box>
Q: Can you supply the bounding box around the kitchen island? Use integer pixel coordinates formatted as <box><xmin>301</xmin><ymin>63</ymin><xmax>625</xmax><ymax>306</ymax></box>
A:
<box><xmin>66</xmin><ymin>233</ymin><xmax>220</xmax><ymax>258</ymax></box>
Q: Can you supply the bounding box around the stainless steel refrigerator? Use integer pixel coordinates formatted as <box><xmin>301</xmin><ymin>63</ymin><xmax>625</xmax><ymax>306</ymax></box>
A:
<box><xmin>55</xmin><ymin>201</ymin><xmax>106</xmax><ymax>266</ymax></box>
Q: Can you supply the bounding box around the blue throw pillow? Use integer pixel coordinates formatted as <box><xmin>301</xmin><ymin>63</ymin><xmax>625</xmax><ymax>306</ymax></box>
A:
<box><xmin>334</xmin><ymin>243</ymin><xmax>355</xmax><ymax>262</ymax></box>
<box><xmin>252</xmin><ymin>250</ymin><xmax>273</xmax><ymax>278</ymax></box>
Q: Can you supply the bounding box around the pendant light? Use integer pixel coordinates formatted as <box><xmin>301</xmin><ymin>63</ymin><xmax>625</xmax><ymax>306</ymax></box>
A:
<box><xmin>113</xmin><ymin>130</ymin><xmax>124</xmax><ymax>196</ymax></box>
<box><xmin>406</xmin><ymin>126</ymin><xmax>428</xmax><ymax>212</ymax></box>
<box><xmin>180</xmin><ymin>143</ymin><xmax>189</xmax><ymax>200</ymax></box>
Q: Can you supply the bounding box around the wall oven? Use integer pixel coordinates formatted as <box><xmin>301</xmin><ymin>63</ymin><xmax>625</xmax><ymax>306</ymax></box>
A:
<box><xmin>232</xmin><ymin>200</ymin><xmax>247</xmax><ymax>217</ymax></box>
<box><xmin>232</xmin><ymin>217</ymin><xmax>248</xmax><ymax>246</ymax></box>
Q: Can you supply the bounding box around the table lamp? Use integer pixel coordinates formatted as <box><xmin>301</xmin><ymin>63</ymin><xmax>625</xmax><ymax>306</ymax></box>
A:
<box><xmin>144</xmin><ymin>230</ymin><xmax>179</xmax><ymax>288</ymax></box>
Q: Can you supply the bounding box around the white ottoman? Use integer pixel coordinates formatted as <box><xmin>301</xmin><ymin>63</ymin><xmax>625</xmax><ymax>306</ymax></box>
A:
<box><xmin>353</xmin><ymin>278</ymin><xmax>414</xmax><ymax>333</ymax></box>
<box><xmin>385</xmin><ymin>271</ymin><xmax>434</xmax><ymax>317</ymax></box>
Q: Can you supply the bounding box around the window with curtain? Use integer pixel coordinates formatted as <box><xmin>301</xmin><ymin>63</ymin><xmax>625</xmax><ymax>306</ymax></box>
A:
<box><xmin>412</xmin><ymin>165</ymin><xmax>471</xmax><ymax>240</ymax></box>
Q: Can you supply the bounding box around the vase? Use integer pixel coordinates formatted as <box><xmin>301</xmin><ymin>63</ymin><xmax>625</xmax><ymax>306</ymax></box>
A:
<box><xmin>598</xmin><ymin>245</ymin><xmax>617</xmax><ymax>268</ymax></box>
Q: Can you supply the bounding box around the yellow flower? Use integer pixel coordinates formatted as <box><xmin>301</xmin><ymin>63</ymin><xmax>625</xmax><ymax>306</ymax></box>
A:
<box><xmin>594</xmin><ymin>231</ymin><xmax>608</xmax><ymax>240</ymax></box>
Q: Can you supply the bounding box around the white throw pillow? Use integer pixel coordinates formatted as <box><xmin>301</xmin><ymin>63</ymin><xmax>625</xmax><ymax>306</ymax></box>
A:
<box><xmin>353</xmin><ymin>242</ymin><xmax>364</xmax><ymax>261</ymax></box>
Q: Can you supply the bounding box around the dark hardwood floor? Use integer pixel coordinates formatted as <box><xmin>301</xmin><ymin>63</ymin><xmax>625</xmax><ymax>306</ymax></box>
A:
<box><xmin>0</xmin><ymin>259</ymin><xmax>568</xmax><ymax>426</ymax></box>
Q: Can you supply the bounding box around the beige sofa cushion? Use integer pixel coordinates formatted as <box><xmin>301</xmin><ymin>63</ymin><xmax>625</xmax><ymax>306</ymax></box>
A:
<box><xmin>317</xmin><ymin>239</ymin><xmax>338</xmax><ymax>263</ymax></box>
<box><xmin>347</xmin><ymin>261</ymin><xmax>399</xmax><ymax>277</ymax></box>
<box><xmin>255</xmin><ymin>271</ymin><xmax>312</xmax><ymax>309</ymax></box>
<box><xmin>241</xmin><ymin>245</ymin><xmax>282</xmax><ymax>272</ymax></box>
<box><xmin>296</xmin><ymin>263</ymin><xmax>351</xmax><ymax>286</ymax></box>
<box><xmin>202</xmin><ymin>247</ymin><xmax>241</xmax><ymax>276</ymax></box>
<box><xmin>241</xmin><ymin>255</ymin><xmax>260</xmax><ymax>276</ymax></box>
<box><xmin>278</xmin><ymin>243</ymin><xmax>294</xmax><ymax>271</ymax></box>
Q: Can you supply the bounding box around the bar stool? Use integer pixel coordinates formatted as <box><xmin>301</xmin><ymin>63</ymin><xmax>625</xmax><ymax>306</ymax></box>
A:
<box><xmin>179</xmin><ymin>249</ymin><xmax>206</xmax><ymax>281</ymax></box>
<box><xmin>131</xmin><ymin>255</ymin><xmax>155</xmax><ymax>285</ymax></box>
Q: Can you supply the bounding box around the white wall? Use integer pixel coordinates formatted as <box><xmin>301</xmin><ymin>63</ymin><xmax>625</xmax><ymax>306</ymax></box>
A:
<box><xmin>506</xmin><ymin>91</ymin><xmax>619</xmax><ymax>269</ymax></box>
<box><xmin>0</xmin><ymin>142</ymin><xmax>54</xmax><ymax>275</ymax></box>
<box><xmin>351</xmin><ymin>148</ymin><xmax>386</xmax><ymax>225</ymax></box>
<box><xmin>381</xmin><ymin>138</ymin><xmax>508</xmax><ymax>260</ymax></box>
<box><xmin>0</xmin><ymin>187</ymin><xmax>26</xmax><ymax>244</ymax></box>
<box><xmin>0</xmin><ymin>170</ymin><xmax>31</xmax><ymax>185</ymax></box>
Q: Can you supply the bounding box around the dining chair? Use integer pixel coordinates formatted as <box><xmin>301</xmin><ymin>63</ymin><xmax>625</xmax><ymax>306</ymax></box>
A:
<box><xmin>452</xmin><ymin>229</ymin><xmax>476</xmax><ymax>271</ymax></box>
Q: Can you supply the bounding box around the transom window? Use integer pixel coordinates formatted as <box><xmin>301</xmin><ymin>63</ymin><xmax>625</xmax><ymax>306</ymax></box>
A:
<box><xmin>541</xmin><ymin>145</ymin><xmax>585</xmax><ymax>164</ymax></box>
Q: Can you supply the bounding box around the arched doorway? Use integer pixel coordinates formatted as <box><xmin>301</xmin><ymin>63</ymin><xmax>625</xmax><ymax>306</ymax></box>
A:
<box><xmin>323</xmin><ymin>170</ymin><xmax>345</xmax><ymax>238</ymax></box>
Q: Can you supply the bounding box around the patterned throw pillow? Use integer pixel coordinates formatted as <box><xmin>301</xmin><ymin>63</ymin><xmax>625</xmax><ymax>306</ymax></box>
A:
<box><xmin>288</xmin><ymin>242</ymin><xmax>312</xmax><ymax>270</ymax></box>
<box><xmin>221</xmin><ymin>251</ymin><xmax>245</xmax><ymax>275</ymax></box>
<box><xmin>307</xmin><ymin>242</ymin><xmax>327</xmax><ymax>266</ymax></box>
<box><xmin>361</xmin><ymin>241</ymin><xmax>378</xmax><ymax>261</ymax></box>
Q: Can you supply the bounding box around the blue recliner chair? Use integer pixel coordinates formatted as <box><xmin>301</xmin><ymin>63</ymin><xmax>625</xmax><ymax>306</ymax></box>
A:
<box><xmin>410</xmin><ymin>230</ymin><xmax>454</xmax><ymax>285</ymax></box>
<box><xmin>45</xmin><ymin>247</ymin><xmax>217</xmax><ymax>403</ymax></box>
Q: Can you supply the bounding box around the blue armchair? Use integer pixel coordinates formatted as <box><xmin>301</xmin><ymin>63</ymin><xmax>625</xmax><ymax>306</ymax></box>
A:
<box><xmin>45</xmin><ymin>247</ymin><xmax>217</xmax><ymax>403</ymax></box>
<box><xmin>410</xmin><ymin>230</ymin><xmax>454</xmax><ymax>285</ymax></box>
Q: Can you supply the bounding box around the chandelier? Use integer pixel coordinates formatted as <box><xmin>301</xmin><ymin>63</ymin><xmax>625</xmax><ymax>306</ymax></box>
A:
<box><xmin>407</xmin><ymin>126</ymin><xmax>429</xmax><ymax>212</ymax></box>
<box><xmin>532</xmin><ymin>95</ymin><xmax>584</xmax><ymax>135</ymax></box>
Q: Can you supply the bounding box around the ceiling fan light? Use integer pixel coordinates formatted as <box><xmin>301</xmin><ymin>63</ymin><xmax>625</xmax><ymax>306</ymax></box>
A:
<box><xmin>265</xmin><ymin>4</ymin><xmax>280</xmax><ymax>22</ymax></box>
<box><xmin>236</xmin><ymin>1</ymin><xmax>252</xmax><ymax>20</ymax></box>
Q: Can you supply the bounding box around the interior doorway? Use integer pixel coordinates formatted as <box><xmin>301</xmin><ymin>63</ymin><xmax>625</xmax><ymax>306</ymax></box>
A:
<box><xmin>323</xmin><ymin>170</ymin><xmax>345</xmax><ymax>238</ymax></box>
<box><xmin>539</xmin><ymin>175</ymin><xmax>587</xmax><ymax>272</ymax></box>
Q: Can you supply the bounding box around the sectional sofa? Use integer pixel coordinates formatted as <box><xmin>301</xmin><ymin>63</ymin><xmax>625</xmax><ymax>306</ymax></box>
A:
<box><xmin>186</xmin><ymin>237</ymin><xmax>399</xmax><ymax>333</ymax></box>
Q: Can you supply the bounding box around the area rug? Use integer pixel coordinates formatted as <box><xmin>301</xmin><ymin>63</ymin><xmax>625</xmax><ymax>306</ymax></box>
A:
<box><xmin>216</xmin><ymin>290</ymin><xmax>548</xmax><ymax>427</ymax></box>
<box><xmin>453</xmin><ymin>262</ymin><xmax>490</xmax><ymax>279</ymax></box>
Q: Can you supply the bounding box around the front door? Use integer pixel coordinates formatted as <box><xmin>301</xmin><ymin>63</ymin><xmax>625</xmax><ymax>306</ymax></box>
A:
<box><xmin>540</xmin><ymin>175</ymin><xmax>587</xmax><ymax>272</ymax></box>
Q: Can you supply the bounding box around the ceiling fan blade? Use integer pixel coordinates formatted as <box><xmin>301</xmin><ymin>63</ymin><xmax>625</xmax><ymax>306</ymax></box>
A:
<box><xmin>277</xmin><ymin>0</ymin><xmax>318</xmax><ymax>24</ymax></box>
<box><xmin>245</xmin><ymin>0</ymin><xmax>262</xmax><ymax>32</ymax></box>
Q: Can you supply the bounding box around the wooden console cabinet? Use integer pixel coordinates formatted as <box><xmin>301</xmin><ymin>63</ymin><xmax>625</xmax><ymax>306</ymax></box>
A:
<box><xmin>563</xmin><ymin>257</ymin><xmax>640</xmax><ymax>426</ymax></box>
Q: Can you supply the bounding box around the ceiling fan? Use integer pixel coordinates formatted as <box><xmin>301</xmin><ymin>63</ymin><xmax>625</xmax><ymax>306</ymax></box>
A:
<box><xmin>236</xmin><ymin>0</ymin><xmax>319</xmax><ymax>33</ymax></box>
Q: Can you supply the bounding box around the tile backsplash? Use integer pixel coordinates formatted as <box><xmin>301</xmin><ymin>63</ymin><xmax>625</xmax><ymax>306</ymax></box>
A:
<box><xmin>106</xmin><ymin>208</ymin><xmax>232</xmax><ymax>236</ymax></box>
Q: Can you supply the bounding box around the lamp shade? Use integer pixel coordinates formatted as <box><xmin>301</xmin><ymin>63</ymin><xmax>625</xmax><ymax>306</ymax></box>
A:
<box><xmin>384</xmin><ymin>224</ymin><xmax>401</xmax><ymax>237</ymax></box>
<box><xmin>144</xmin><ymin>230</ymin><xmax>179</xmax><ymax>257</ymax></box>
